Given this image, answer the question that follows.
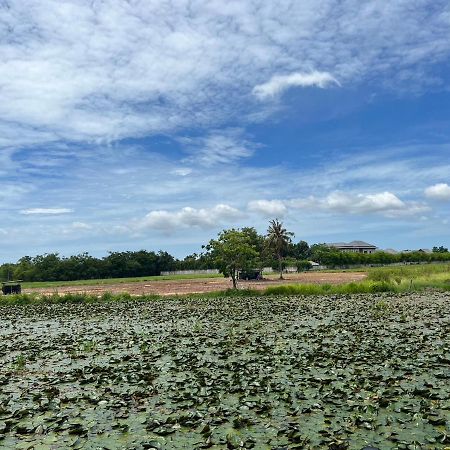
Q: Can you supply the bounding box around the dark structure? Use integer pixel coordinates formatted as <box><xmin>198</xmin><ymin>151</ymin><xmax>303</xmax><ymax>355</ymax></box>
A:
<box><xmin>238</xmin><ymin>269</ymin><xmax>263</xmax><ymax>280</ymax></box>
<box><xmin>1</xmin><ymin>281</ymin><xmax>22</xmax><ymax>295</ymax></box>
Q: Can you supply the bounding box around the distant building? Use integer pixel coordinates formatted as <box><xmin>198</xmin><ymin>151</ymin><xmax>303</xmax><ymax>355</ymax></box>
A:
<box><xmin>382</xmin><ymin>248</ymin><xmax>399</xmax><ymax>254</ymax></box>
<box><xmin>328</xmin><ymin>240</ymin><xmax>377</xmax><ymax>254</ymax></box>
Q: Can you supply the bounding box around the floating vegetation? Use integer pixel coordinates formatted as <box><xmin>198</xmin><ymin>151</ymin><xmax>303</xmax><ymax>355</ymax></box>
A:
<box><xmin>0</xmin><ymin>293</ymin><xmax>449</xmax><ymax>449</ymax></box>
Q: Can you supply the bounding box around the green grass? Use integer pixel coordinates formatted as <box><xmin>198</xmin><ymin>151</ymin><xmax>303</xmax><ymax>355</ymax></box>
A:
<box><xmin>264</xmin><ymin>280</ymin><xmax>395</xmax><ymax>296</ymax></box>
<box><xmin>367</xmin><ymin>262</ymin><xmax>450</xmax><ymax>281</ymax></box>
<box><xmin>21</xmin><ymin>272</ymin><xmax>222</xmax><ymax>289</ymax></box>
<box><xmin>2</xmin><ymin>263</ymin><xmax>449</xmax><ymax>306</ymax></box>
<box><xmin>268</xmin><ymin>264</ymin><xmax>450</xmax><ymax>295</ymax></box>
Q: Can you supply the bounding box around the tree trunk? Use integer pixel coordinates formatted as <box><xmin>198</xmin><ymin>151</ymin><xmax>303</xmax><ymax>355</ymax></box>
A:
<box><xmin>232</xmin><ymin>271</ymin><xmax>237</xmax><ymax>289</ymax></box>
<box><xmin>278</xmin><ymin>254</ymin><xmax>283</xmax><ymax>280</ymax></box>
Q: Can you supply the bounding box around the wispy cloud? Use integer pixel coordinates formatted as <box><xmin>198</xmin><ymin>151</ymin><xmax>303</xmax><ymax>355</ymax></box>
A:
<box><xmin>253</xmin><ymin>71</ymin><xmax>340</xmax><ymax>100</ymax></box>
<box><xmin>1</xmin><ymin>1</ymin><xmax>449</xmax><ymax>146</ymax></box>
<box><xmin>180</xmin><ymin>129</ymin><xmax>255</xmax><ymax>166</ymax></box>
<box><xmin>1</xmin><ymin>2</ymin><xmax>450</xmax><ymax>260</ymax></box>
<box><xmin>20</xmin><ymin>208</ymin><xmax>73</xmax><ymax>215</ymax></box>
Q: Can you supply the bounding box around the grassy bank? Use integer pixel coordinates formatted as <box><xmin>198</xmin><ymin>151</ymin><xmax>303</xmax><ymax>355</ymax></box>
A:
<box><xmin>21</xmin><ymin>272</ymin><xmax>222</xmax><ymax>289</ymax></box>
<box><xmin>267</xmin><ymin>263</ymin><xmax>450</xmax><ymax>295</ymax></box>
<box><xmin>1</xmin><ymin>264</ymin><xmax>449</xmax><ymax>305</ymax></box>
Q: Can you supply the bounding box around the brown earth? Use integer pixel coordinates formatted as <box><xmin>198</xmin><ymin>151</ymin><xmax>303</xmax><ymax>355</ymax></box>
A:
<box><xmin>24</xmin><ymin>272</ymin><xmax>367</xmax><ymax>297</ymax></box>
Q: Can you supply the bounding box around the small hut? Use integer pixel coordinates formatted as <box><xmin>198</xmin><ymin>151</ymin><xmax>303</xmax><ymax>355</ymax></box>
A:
<box><xmin>1</xmin><ymin>281</ymin><xmax>22</xmax><ymax>295</ymax></box>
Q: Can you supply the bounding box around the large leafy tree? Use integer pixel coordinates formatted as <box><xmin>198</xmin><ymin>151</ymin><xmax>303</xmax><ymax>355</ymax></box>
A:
<box><xmin>205</xmin><ymin>228</ymin><xmax>260</xmax><ymax>289</ymax></box>
<box><xmin>266</xmin><ymin>219</ymin><xmax>294</xmax><ymax>279</ymax></box>
<box><xmin>288</xmin><ymin>240</ymin><xmax>310</xmax><ymax>260</ymax></box>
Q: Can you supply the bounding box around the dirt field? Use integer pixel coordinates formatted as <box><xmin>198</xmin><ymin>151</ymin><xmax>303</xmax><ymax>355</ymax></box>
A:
<box><xmin>24</xmin><ymin>272</ymin><xmax>367</xmax><ymax>296</ymax></box>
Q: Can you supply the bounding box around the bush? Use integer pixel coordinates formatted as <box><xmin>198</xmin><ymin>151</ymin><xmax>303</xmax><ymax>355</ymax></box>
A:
<box><xmin>297</xmin><ymin>260</ymin><xmax>313</xmax><ymax>272</ymax></box>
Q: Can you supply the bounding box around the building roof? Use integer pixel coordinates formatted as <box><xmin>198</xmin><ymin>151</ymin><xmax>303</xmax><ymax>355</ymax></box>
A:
<box><xmin>328</xmin><ymin>240</ymin><xmax>377</xmax><ymax>249</ymax></box>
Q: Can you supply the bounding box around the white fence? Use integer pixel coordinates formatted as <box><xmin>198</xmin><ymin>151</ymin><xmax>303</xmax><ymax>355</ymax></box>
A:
<box><xmin>160</xmin><ymin>269</ymin><xmax>220</xmax><ymax>276</ymax></box>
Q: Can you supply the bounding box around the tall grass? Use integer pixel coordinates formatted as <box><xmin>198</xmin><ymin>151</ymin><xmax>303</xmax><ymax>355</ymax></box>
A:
<box><xmin>0</xmin><ymin>292</ymin><xmax>161</xmax><ymax>306</ymax></box>
<box><xmin>260</xmin><ymin>265</ymin><xmax>450</xmax><ymax>296</ymax></box>
<box><xmin>264</xmin><ymin>280</ymin><xmax>394</xmax><ymax>296</ymax></box>
<box><xmin>367</xmin><ymin>263</ymin><xmax>450</xmax><ymax>282</ymax></box>
<box><xmin>366</xmin><ymin>263</ymin><xmax>450</xmax><ymax>292</ymax></box>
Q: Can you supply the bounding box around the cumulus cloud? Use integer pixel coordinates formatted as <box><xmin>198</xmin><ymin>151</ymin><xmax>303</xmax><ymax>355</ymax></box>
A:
<box><xmin>247</xmin><ymin>199</ymin><xmax>287</xmax><ymax>217</ymax></box>
<box><xmin>424</xmin><ymin>183</ymin><xmax>450</xmax><ymax>200</ymax></box>
<box><xmin>320</xmin><ymin>191</ymin><xmax>406</xmax><ymax>214</ymax></box>
<box><xmin>136</xmin><ymin>204</ymin><xmax>243</xmax><ymax>231</ymax></box>
<box><xmin>254</xmin><ymin>191</ymin><xmax>429</xmax><ymax>217</ymax></box>
<box><xmin>313</xmin><ymin>191</ymin><xmax>429</xmax><ymax>217</ymax></box>
<box><xmin>253</xmin><ymin>71</ymin><xmax>340</xmax><ymax>100</ymax></box>
<box><xmin>20</xmin><ymin>208</ymin><xmax>73</xmax><ymax>215</ymax></box>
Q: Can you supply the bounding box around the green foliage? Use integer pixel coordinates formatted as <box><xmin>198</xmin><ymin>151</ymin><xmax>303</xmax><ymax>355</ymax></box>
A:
<box><xmin>264</xmin><ymin>280</ymin><xmax>395</xmax><ymax>296</ymax></box>
<box><xmin>266</xmin><ymin>219</ymin><xmax>294</xmax><ymax>279</ymax></box>
<box><xmin>433</xmin><ymin>245</ymin><xmax>449</xmax><ymax>253</ymax></box>
<box><xmin>309</xmin><ymin>245</ymin><xmax>450</xmax><ymax>267</ymax></box>
<box><xmin>296</xmin><ymin>259</ymin><xmax>313</xmax><ymax>272</ymax></box>
<box><xmin>2</xmin><ymin>229</ymin><xmax>449</xmax><ymax>286</ymax></box>
<box><xmin>287</xmin><ymin>240</ymin><xmax>310</xmax><ymax>260</ymax></box>
<box><xmin>81</xmin><ymin>340</ymin><xmax>97</xmax><ymax>352</ymax></box>
<box><xmin>0</xmin><ymin>250</ymin><xmax>178</xmax><ymax>282</ymax></box>
<box><xmin>13</xmin><ymin>354</ymin><xmax>26</xmax><ymax>370</ymax></box>
<box><xmin>2</xmin><ymin>294</ymin><xmax>448</xmax><ymax>448</ymax></box>
<box><xmin>367</xmin><ymin>263</ymin><xmax>450</xmax><ymax>282</ymax></box>
<box><xmin>1</xmin><ymin>263</ymin><xmax>450</xmax><ymax>305</ymax></box>
<box><xmin>205</xmin><ymin>229</ymin><xmax>260</xmax><ymax>288</ymax></box>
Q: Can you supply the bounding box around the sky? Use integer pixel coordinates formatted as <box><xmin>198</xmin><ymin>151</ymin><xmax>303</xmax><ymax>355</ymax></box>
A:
<box><xmin>1</xmin><ymin>0</ymin><xmax>450</xmax><ymax>262</ymax></box>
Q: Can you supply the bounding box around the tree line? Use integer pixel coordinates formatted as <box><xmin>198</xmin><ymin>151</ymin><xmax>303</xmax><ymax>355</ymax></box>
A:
<box><xmin>0</xmin><ymin>220</ymin><xmax>448</xmax><ymax>282</ymax></box>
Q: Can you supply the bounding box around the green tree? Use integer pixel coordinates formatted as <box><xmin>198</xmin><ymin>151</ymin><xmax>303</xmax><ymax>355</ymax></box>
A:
<box><xmin>205</xmin><ymin>229</ymin><xmax>259</xmax><ymax>289</ymax></box>
<box><xmin>433</xmin><ymin>245</ymin><xmax>449</xmax><ymax>253</ymax></box>
<box><xmin>266</xmin><ymin>219</ymin><xmax>294</xmax><ymax>279</ymax></box>
<box><xmin>297</xmin><ymin>260</ymin><xmax>313</xmax><ymax>272</ymax></box>
<box><xmin>288</xmin><ymin>240</ymin><xmax>310</xmax><ymax>260</ymax></box>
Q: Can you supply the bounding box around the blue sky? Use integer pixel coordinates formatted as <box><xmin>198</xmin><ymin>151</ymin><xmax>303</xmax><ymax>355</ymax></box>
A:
<box><xmin>1</xmin><ymin>0</ymin><xmax>450</xmax><ymax>262</ymax></box>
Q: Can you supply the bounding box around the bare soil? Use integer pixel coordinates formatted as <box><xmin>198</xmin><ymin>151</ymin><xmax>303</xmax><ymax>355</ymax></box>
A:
<box><xmin>24</xmin><ymin>272</ymin><xmax>367</xmax><ymax>296</ymax></box>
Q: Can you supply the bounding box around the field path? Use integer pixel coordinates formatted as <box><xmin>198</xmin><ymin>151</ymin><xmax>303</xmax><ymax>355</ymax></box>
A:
<box><xmin>24</xmin><ymin>271</ymin><xmax>367</xmax><ymax>296</ymax></box>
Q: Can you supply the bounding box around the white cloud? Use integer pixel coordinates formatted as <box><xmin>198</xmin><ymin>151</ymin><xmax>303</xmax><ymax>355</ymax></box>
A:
<box><xmin>322</xmin><ymin>191</ymin><xmax>406</xmax><ymax>214</ymax></box>
<box><xmin>247</xmin><ymin>199</ymin><xmax>287</xmax><ymax>217</ymax></box>
<box><xmin>1</xmin><ymin>1</ymin><xmax>450</xmax><ymax>259</ymax></box>
<box><xmin>258</xmin><ymin>191</ymin><xmax>429</xmax><ymax>217</ymax></box>
<box><xmin>136</xmin><ymin>204</ymin><xmax>243</xmax><ymax>231</ymax></box>
<box><xmin>60</xmin><ymin>221</ymin><xmax>93</xmax><ymax>235</ymax></box>
<box><xmin>0</xmin><ymin>1</ymin><xmax>449</xmax><ymax>146</ymax></box>
<box><xmin>253</xmin><ymin>71</ymin><xmax>339</xmax><ymax>100</ymax></box>
<box><xmin>171</xmin><ymin>167</ymin><xmax>193</xmax><ymax>177</ymax></box>
<box><xmin>20</xmin><ymin>208</ymin><xmax>73</xmax><ymax>215</ymax></box>
<box><xmin>424</xmin><ymin>183</ymin><xmax>450</xmax><ymax>201</ymax></box>
<box><xmin>180</xmin><ymin>129</ymin><xmax>255</xmax><ymax>166</ymax></box>
<box><xmin>71</xmin><ymin>221</ymin><xmax>92</xmax><ymax>230</ymax></box>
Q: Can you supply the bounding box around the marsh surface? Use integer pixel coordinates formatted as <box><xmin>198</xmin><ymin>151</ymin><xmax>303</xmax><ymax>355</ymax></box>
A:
<box><xmin>0</xmin><ymin>293</ymin><xmax>449</xmax><ymax>449</ymax></box>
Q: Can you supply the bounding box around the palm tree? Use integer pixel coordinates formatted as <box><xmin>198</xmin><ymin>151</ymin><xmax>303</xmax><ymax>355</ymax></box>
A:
<box><xmin>266</xmin><ymin>219</ymin><xmax>294</xmax><ymax>279</ymax></box>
